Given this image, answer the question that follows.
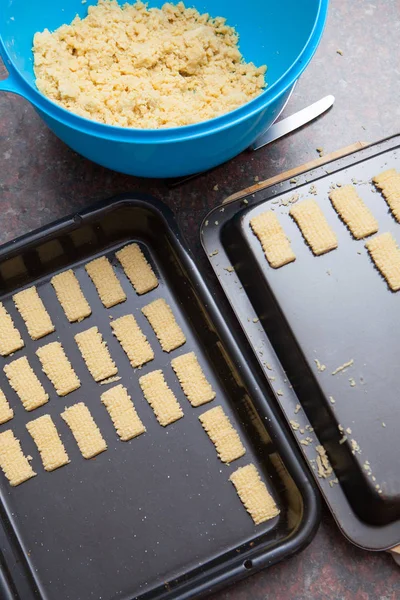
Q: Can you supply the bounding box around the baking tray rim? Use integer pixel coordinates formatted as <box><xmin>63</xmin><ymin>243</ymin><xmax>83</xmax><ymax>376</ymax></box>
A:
<box><xmin>0</xmin><ymin>194</ymin><xmax>321</xmax><ymax>600</ymax></box>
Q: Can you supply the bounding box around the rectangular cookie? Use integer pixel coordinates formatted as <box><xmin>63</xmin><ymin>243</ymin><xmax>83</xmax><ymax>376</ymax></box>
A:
<box><xmin>372</xmin><ymin>168</ymin><xmax>398</xmax><ymax>188</ymax></box>
<box><xmin>289</xmin><ymin>199</ymin><xmax>338</xmax><ymax>256</ymax></box>
<box><xmin>26</xmin><ymin>415</ymin><xmax>70</xmax><ymax>472</ymax></box>
<box><xmin>111</xmin><ymin>314</ymin><xmax>154</xmax><ymax>368</ymax></box>
<box><xmin>0</xmin><ymin>430</ymin><xmax>36</xmax><ymax>486</ymax></box>
<box><xmin>365</xmin><ymin>232</ymin><xmax>400</xmax><ymax>291</ymax></box>
<box><xmin>139</xmin><ymin>370</ymin><xmax>183</xmax><ymax>427</ymax></box>
<box><xmin>85</xmin><ymin>256</ymin><xmax>126</xmax><ymax>308</ymax></box>
<box><xmin>4</xmin><ymin>356</ymin><xmax>49</xmax><ymax>411</ymax></box>
<box><xmin>61</xmin><ymin>402</ymin><xmax>107</xmax><ymax>459</ymax></box>
<box><xmin>0</xmin><ymin>388</ymin><xmax>13</xmax><ymax>425</ymax></box>
<box><xmin>142</xmin><ymin>298</ymin><xmax>186</xmax><ymax>353</ymax></box>
<box><xmin>329</xmin><ymin>185</ymin><xmax>378</xmax><ymax>239</ymax></box>
<box><xmin>171</xmin><ymin>351</ymin><xmax>215</xmax><ymax>407</ymax></box>
<box><xmin>36</xmin><ymin>341</ymin><xmax>81</xmax><ymax>396</ymax></box>
<box><xmin>13</xmin><ymin>286</ymin><xmax>55</xmax><ymax>340</ymax></box>
<box><xmin>250</xmin><ymin>211</ymin><xmax>296</xmax><ymax>268</ymax></box>
<box><xmin>75</xmin><ymin>326</ymin><xmax>118</xmax><ymax>382</ymax></box>
<box><xmin>51</xmin><ymin>269</ymin><xmax>91</xmax><ymax>323</ymax></box>
<box><xmin>381</xmin><ymin>174</ymin><xmax>400</xmax><ymax>199</ymax></box>
<box><xmin>101</xmin><ymin>384</ymin><xmax>146</xmax><ymax>441</ymax></box>
<box><xmin>116</xmin><ymin>243</ymin><xmax>158</xmax><ymax>295</ymax></box>
<box><xmin>199</xmin><ymin>406</ymin><xmax>245</xmax><ymax>463</ymax></box>
<box><xmin>0</xmin><ymin>301</ymin><xmax>24</xmax><ymax>356</ymax></box>
<box><xmin>229</xmin><ymin>463</ymin><xmax>280</xmax><ymax>525</ymax></box>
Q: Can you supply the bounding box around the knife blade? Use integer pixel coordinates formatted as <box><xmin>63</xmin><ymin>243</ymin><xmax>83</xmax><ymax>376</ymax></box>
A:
<box><xmin>250</xmin><ymin>94</ymin><xmax>335</xmax><ymax>151</ymax></box>
<box><xmin>167</xmin><ymin>95</ymin><xmax>334</xmax><ymax>188</ymax></box>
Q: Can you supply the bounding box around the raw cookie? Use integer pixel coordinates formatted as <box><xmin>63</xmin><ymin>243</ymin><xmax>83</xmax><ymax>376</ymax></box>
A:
<box><xmin>116</xmin><ymin>243</ymin><xmax>158</xmax><ymax>295</ymax></box>
<box><xmin>230</xmin><ymin>463</ymin><xmax>279</xmax><ymax>524</ymax></box>
<box><xmin>13</xmin><ymin>286</ymin><xmax>55</xmax><ymax>340</ymax></box>
<box><xmin>250</xmin><ymin>211</ymin><xmax>296</xmax><ymax>268</ymax></box>
<box><xmin>290</xmin><ymin>199</ymin><xmax>338</xmax><ymax>256</ymax></box>
<box><xmin>51</xmin><ymin>269</ymin><xmax>91</xmax><ymax>322</ymax></box>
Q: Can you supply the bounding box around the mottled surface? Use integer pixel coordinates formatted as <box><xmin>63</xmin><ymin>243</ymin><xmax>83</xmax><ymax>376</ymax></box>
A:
<box><xmin>0</xmin><ymin>0</ymin><xmax>400</xmax><ymax>597</ymax></box>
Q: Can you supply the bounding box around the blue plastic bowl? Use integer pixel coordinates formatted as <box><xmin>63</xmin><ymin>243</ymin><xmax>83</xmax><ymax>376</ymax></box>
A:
<box><xmin>0</xmin><ymin>0</ymin><xmax>328</xmax><ymax>178</ymax></box>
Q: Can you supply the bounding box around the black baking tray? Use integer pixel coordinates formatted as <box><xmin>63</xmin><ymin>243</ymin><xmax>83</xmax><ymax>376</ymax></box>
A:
<box><xmin>0</xmin><ymin>196</ymin><xmax>319</xmax><ymax>600</ymax></box>
<box><xmin>201</xmin><ymin>135</ymin><xmax>400</xmax><ymax>552</ymax></box>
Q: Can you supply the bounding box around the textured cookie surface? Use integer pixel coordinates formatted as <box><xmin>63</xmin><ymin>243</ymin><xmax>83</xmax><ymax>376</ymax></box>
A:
<box><xmin>329</xmin><ymin>185</ymin><xmax>378</xmax><ymax>239</ymax></box>
<box><xmin>0</xmin><ymin>388</ymin><xmax>13</xmax><ymax>425</ymax></box>
<box><xmin>171</xmin><ymin>352</ymin><xmax>215</xmax><ymax>407</ymax></box>
<box><xmin>290</xmin><ymin>199</ymin><xmax>338</xmax><ymax>256</ymax></box>
<box><xmin>111</xmin><ymin>314</ymin><xmax>154</xmax><ymax>368</ymax></box>
<box><xmin>229</xmin><ymin>463</ymin><xmax>280</xmax><ymax>524</ymax></box>
<box><xmin>199</xmin><ymin>406</ymin><xmax>245</xmax><ymax>463</ymax></box>
<box><xmin>0</xmin><ymin>430</ymin><xmax>36</xmax><ymax>486</ymax></box>
<box><xmin>26</xmin><ymin>415</ymin><xmax>70</xmax><ymax>472</ymax></box>
<box><xmin>116</xmin><ymin>243</ymin><xmax>158</xmax><ymax>295</ymax></box>
<box><xmin>4</xmin><ymin>356</ymin><xmax>49</xmax><ymax>411</ymax></box>
<box><xmin>365</xmin><ymin>232</ymin><xmax>400</xmax><ymax>291</ymax></box>
<box><xmin>75</xmin><ymin>327</ymin><xmax>118</xmax><ymax>382</ymax></box>
<box><xmin>85</xmin><ymin>256</ymin><xmax>126</xmax><ymax>308</ymax></box>
<box><xmin>139</xmin><ymin>369</ymin><xmax>183</xmax><ymax>426</ymax></box>
<box><xmin>142</xmin><ymin>298</ymin><xmax>186</xmax><ymax>352</ymax></box>
<box><xmin>61</xmin><ymin>402</ymin><xmax>107</xmax><ymax>459</ymax></box>
<box><xmin>0</xmin><ymin>302</ymin><xmax>24</xmax><ymax>356</ymax></box>
<box><xmin>250</xmin><ymin>211</ymin><xmax>296</xmax><ymax>268</ymax></box>
<box><xmin>51</xmin><ymin>269</ymin><xmax>91</xmax><ymax>322</ymax></box>
<box><xmin>36</xmin><ymin>341</ymin><xmax>81</xmax><ymax>396</ymax></box>
<box><xmin>101</xmin><ymin>384</ymin><xmax>146</xmax><ymax>441</ymax></box>
<box><xmin>13</xmin><ymin>286</ymin><xmax>55</xmax><ymax>340</ymax></box>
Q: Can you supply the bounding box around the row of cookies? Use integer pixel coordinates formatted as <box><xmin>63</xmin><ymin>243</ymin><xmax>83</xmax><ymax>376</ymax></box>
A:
<box><xmin>251</xmin><ymin>170</ymin><xmax>400</xmax><ymax>291</ymax></box>
<box><xmin>0</xmin><ymin>242</ymin><xmax>158</xmax><ymax>358</ymax></box>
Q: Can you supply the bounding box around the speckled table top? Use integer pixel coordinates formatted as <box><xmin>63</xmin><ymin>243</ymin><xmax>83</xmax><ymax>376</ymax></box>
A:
<box><xmin>1</xmin><ymin>0</ymin><xmax>400</xmax><ymax>598</ymax></box>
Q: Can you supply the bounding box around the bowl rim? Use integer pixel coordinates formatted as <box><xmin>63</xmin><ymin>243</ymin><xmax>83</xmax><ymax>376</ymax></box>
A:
<box><xmin>0</xmin><ymin>0</ymin><xmax>329</xmax><ymax>142</ymax></box>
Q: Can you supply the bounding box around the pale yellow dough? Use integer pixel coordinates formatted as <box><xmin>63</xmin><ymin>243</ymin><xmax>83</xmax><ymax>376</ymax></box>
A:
<box><xmin>32</xmin><ymin>0</ymin><xmax>266</xmax><ymax>129</ymax></box>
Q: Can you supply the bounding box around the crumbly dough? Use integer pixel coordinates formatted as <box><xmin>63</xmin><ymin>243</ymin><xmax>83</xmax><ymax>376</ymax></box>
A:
<box><xmin>142</xmin><ymin>298</ymin><xmax>186</xmax><ymax>352</ymax></box>
<box><xmin>116</xmin><ymin>243</ymin><xmax>158</xmax><ymax>295</ymax></box>
<box><xmin>250</xmin><ymin>211</ymin><xmax>296</xmax><ymax>268</ymax></box>
<box><xmin>329</xmin><ymin>185</ymin><xmax>378</xmax><ymax>240</ymax></box>
<box><xmin>315</xmin><ymin>445</ymin><xmax>333</xmax><ymax>478</ymax></box>
<box><xmin>51</xmin><ymin>269</ymin><xmax>91</xmax><ymax>322</ymax></box>
<box><xmin>61</xmin><ymin>402</ymin><xmax>107</xmax><ymax>459</ymax></box>
<box><xmin>171</xmin><ymin>351</ymin><xmax>215</xmax><ymax>407</ymax></box>
<box><xmin>75</xmin><ymin>326</ymin><xmax>118</xmax><ymax>382</ymax></box>
<box><xmin>36</xmin><ymin>341</ymin><xmax>81</xmax><ymax>396</ymax></box>
<box><xmin>365</xmin><ymin>232</ymin><xmax>400</xmax><ymax>291</ymax></box>
<box><xmin>290</xmin><ymin>199</ymin><xmax>338</xmax><ymax>256</ymax></box>
<box><xmin>0</xmin><ymin>430</ymin><xmax>36</xmax><ymax>486</ymax></box>
<box><xmin>229</xmin><ymin>463</ymin><xmax>279</xmax><ymax>524</ymax></box>
<box><xmin>32</xmin><ymin>0</ymin><xmax>266</xmax><ymax>129</ymax></box>
<box><xmin>26</xmin><ymin>415</ymin><xmax>70</xmax><ymax>472</ymax></box>
<box><xmin>199</xmin><ymin>405</ymin><xmax>245</xmax><ymax>463</ymax></box>
<box><xmin>4</xmin><ymin>356</ymin><xmax>49</xmax><ymax>411</ymax></box>
<box><xmin>0</xmin><ymin>388</ymin><xmax>13</xmax><ymax>425</ymax></box>
<box><xmin>0</xmin><ymin>302</ymin><xmax>24</xmax><ymax>357</ymax></box>
<box><xmin>13</xmin><ymin>286</ymin><xmax>55</xmax><ymax>340</ymax></box>
<box><xmin>101</xmin><ymin>384</ymin><xmax>146</xmax><ymax>441</ymax></box>
<box><xmin>139</xmin><ymin>369</ymin><xmax>183</xmax><ymax>426</ymax></box>
<box><xmin>111</xmin><ymin>314</ymin><xmax>154</xmax><ymax>368</ymax></box>
<box><xmin>85</xmin><ymin>256</ymin><xmax>126</xmax><ymax>308</ymax></box>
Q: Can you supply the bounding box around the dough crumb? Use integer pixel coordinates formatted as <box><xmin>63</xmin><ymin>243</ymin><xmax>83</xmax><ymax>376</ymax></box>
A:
<box><xmin>33</xmin><ymin>0</ymin><xmax>267</xmax><ymax>129</ymax></box>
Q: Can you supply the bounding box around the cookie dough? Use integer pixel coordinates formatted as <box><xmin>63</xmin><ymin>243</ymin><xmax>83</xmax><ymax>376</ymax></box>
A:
<box><xmin>33</xmin><ymin>0</ymin><xmax>266</xmax><ymax>129</ymax></box>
